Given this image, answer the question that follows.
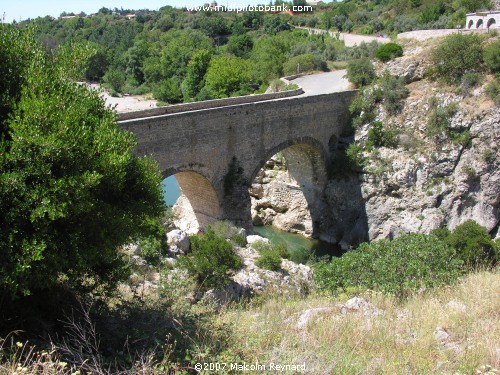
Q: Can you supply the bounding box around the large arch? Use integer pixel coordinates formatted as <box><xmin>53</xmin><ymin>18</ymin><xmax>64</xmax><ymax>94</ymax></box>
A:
<box><xmin>164</xmin><ymin>165</ymin><xmax>222</xmax><ymax>233</ymax></box>
<box><xmin>249</xmin><ymin>137</ymin><xmax>329</xmax><ymax>237</ymax></box>
<box><xmin>487</xmin><ymin>18</ymin><xmax>496</xmax><ymax>29</ymax></box>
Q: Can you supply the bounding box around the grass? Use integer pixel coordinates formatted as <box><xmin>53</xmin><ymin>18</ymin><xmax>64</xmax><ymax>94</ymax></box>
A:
<box><xmin>217</xmin><ymin>270</ymin><xmax>499</xmax><ymax>374</ymax></box>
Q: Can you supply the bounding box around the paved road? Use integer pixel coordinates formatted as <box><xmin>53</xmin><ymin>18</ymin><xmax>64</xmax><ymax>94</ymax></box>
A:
<box><xmin>291</xmin><ymin>70</ymin><xmax>350</xmax><ymax>96</ymax></box>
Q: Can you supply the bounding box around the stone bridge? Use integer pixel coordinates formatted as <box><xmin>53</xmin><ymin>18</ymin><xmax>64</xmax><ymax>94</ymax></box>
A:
<box><xmin>119</xmin><ymin>88</ymin><xmax>357</xmax><ymax>233</ymax></box>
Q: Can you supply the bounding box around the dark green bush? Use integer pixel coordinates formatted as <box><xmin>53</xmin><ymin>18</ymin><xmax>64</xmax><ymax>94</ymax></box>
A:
<box><xmin>349</xmin><ymin>86</ymin><xmax>383</xmax><ymax>127</ymax></box>
<box><xmin>139</xmin><ymin>237</ymin><xmax>166</xmax><ymax>266</ymax></box>
<box><xmin>375</xmin><ymin>42</ymin><xmax>403</xmax><ymax>62</ymax></box>
<box><xmin>153</xmin><ymin>78</ymin><xmax>183</xmax><ymax>103</ymax></box>
<box><xmin>177</xmin><ymin>228</ymin><xmax>243</xmax><ymax>289</ymax></box>
<box><xmin>314</xmin><ymin>233</ymin><xmax>463</xmax><ymax>299</ymax></box>
<box><xmin>367</xmin><ymin>121</ymin><xmax>398</xmax><ymax>148</ymax></box>
<box><xmin>431</xmin><ymin>33</ymin><xmax>483</xmax><ymax>84</ymax></box>
<box><xmin>346</xmin><ymin>58</ymin><xmax>376</xmax><ymax>87</ymax></box>
<box><xmin>442</xmin><ymin>220</ymin><xmax>497</xmax><ymax>268</ymax></box>
<box><xmin>483</xmin><ymin>40</ymin><xmax>500</xmax><ymax>73</ymax></box>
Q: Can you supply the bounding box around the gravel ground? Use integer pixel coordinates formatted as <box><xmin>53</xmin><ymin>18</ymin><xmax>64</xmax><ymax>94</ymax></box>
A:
<box><xmin>89</xmin><ymin>84</ymin><xmax>158</xmax><ymax>113</ymax></box>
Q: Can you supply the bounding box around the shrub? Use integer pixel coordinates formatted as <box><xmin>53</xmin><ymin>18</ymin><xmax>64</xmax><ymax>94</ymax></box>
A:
<box><xmin>426</xmin><ymin>98</ymin><xmax>459</xmax><ymax>138</ymax></box>
<box><xmin>485</xmin><ymin>77</ymin><xmax>500</xmax><ymax>105</ymax></box>
<box><xmin>349</xmin><ymin>86</ymin><xmax>383</xmax><ymax>127</ymax></box>
<box><xmin>346</xmin><ymin>58</ymin><xmax>376</xmax><ymax>87</ymax></box>
<box><xmin>283</xmin><ymin>53</ymin><xmax>327</xmax><ymax>76</ymax></box>
<box><xmin>376</xmin><ymin>43</ymin><xmax>403</xmax><ymax>62</ymax></box>
<box><xmin>314</xmin><ymin>233</ymin><xmax>463</xmax><ymax>299</ymax></box>
<box><xmin>253</xmin><ymin>240</ymin><xmax>290</xmax><ymax>271</ymax></box>
<box><xmin>177</xmin><ymin>228</ymin><xmax>243</xmax><ymax>289</ymax></box>
<box><xmin>460</xmin><ymin>72</ymin><xmax>483</xmax><ymax>96</ymax></box>
<box><xmin>367</xmin><ymin>121</ymin><xmax>398</xmax><ymax>148</ymax></box>
<box><xmin>153</xmin><ymin>78</ymin><xmax>183</xmax><ymax>103</ymax></box>
<box><xmin>483</xmin><ymin>40</ymin><xmax>500</xmax><ymax>73</ymax></box>
<box><xmin>139</xmin><ymin>236</ymin><xmax>166</xmax><ymax>266</ymax></box>
<box><xmin>379</xmin><ymin>73</ymin><xmax>409</xmax><ymax>114</ymax></box>
<box><xmin>345</xmin><ymin>143</ymin><xmax>366</xmax><ymax>172</ymax></box>
<box><xmin>431</xmin><ymin>33</ymin><xmax>484</xmax><ymax>84</ymax></box>
<box><xmin>444</xmin><ymin>220</ymin><xmax>497</xmax><ymax>268</ymax></box>
<box><xmin>212</xmin><ymin>221</ymin><xmax>246</xmax><ymax>246</ymax></box>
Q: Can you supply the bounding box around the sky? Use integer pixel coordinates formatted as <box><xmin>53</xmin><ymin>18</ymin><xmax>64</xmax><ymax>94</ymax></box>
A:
<box><xmin>1</xmin><ymin>0</ymin><xmax>270</xmax><ymax>22</ymax></box>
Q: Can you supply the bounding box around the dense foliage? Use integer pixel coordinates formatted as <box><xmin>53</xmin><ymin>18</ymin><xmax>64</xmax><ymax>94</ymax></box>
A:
<box><xmin>315</xmin><ymin>221</ymin><xmax>497</xmax><ymax>299</ymax></box>
<box><xmin>0</xmin><ymin>26</ymin><xmax>165</xmax><ymax>298</ymax></box>
<box><xmin>178</xmin><ymin>228</ymin><xmax>243</xmax><ymax>288</ymax></box>
<box><xmin>346</xmin><ymin>58</ymin><xmax>376</xmax><ymax>87</ymax></box>
<box><xmin>252</xmin><ymin>240</ymin><xmax>290</xmax><ymax>271</ymax></box>
<box><xmin>375</xmin><ymin>42</ymin><xmax>403</xmax><ymax>62</ymax></box>
<box><xmin>431</xmin><ymin>33</ymin><xmax>484</xmax><ymax>84</ymax></box>
<box><xmin>314</xmin><ymin>233</ymin><xmax>463</xmax><ymax>299</ymax></box>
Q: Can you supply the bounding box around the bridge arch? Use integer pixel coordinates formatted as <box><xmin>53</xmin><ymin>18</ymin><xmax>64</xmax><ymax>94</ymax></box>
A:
<box><xmin>249</xmin><ymin>137</ymin><xmax>329</xmax><ymax>236</ymax></box>
<box><xmin>487</xmin><ymin>18</ymin><xmax>496</xmax><ymax>29</ymax></box>
<box><xmin>164</xmin><ymin>164</ymin><xmax>222</xmax><ymax>232</ymax></box>
<box><xmin>468</xmin><ymin>19</ymin><xmax>474</xmax><ymax>29</ymax></box>
<box><xmin>476</xmin><ymin>19</ymin><xmax>484</xmax><ymax>29</ymax></box>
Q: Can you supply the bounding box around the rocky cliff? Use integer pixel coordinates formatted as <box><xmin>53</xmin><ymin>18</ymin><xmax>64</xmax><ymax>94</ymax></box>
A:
<box><xmin>252</xmin><ymin>37</ymin><xmax>499</xmax><ymax>247</ymax></box>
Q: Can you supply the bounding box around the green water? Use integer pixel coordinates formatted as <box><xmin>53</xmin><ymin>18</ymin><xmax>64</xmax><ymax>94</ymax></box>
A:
<box><xmin>254</xmin><ymin>226</ymin><xmax>343</xmax><ymax>263</ymax></box>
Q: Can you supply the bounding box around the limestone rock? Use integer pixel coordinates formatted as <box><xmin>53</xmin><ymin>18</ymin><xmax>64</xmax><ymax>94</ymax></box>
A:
<box><xmin>246</xmin><ymin>235</ymin><xmax>269</xmax><ymax>245</ymax></box>
<box><xmin>166</xmin><ymin>229</ymin><xmax>190</xmax><ymax>255</ymax></box>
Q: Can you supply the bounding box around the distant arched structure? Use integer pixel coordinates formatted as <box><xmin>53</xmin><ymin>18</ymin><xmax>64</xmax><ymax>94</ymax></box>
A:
<box><xmin>466</xmin><ymin>11</ymin><xmax>500</xmax><ymax>30</ymax></box>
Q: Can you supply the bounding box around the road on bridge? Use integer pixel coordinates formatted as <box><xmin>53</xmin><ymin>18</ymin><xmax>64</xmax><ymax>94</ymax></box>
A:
<box><xmin>291</xmin><ymin>70</ymin><xmax>351</xmax><ymax>96</ymax></box>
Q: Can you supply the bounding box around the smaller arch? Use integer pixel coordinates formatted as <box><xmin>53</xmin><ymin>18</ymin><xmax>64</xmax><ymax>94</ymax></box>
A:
<box><xmin>476</xmin><ymin>19</ymin><xmax>484</xmax><ymax>29</ymax></box>
<box><xmin>487</xmin><ymin>18</ymin><xmax>496</xmax><ymax>29</ymax></box>
<box><xmin>163</xmin><ymin>164</ymin><xmax>222</xmax><ymax>232</ymax></box>
<box><xmin>468</xmin><ymin>19</ymin><xmax>474</xmax><ymax>29</ymax></box>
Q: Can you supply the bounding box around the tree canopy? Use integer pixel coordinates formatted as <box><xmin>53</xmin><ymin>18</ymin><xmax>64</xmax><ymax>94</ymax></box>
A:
<box><xmin>0</xmin><ymin>25</ymin><xmax>165</xmax><ymax>298</ymax></box>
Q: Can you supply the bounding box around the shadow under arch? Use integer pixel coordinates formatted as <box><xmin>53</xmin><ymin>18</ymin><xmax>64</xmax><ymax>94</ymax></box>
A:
<box><xmin>163</xmin><ymin>164</ymin><xmax>222</xmax><ymax>232</ymax></box>
<box><xmin>477</xmin><ymin>19</ymin><xmax>484</xmax><ymax>29</ymax></box>
<box><xmin>250</xmin><ymin>137</ymin><xmax>329</xmax><ymax>237</ymax></box>
<box><xmin>487</xmin><ymin>18</ymin><xmax>496</xmax><ymax>29</ymax></box>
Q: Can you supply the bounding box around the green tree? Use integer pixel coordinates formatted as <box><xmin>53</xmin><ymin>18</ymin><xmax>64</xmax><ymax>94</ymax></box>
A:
<box><xmin>346</xmin><ymin>58</ymin><xmax>376</xmax><ymax>87</ymax></box>
<box><xmin>483</xmin><ymin>39</ymin><xmax>500</xmax><ymax>73</ymax></box>
<box><xmin>227</xmin><ymin>34</ymin><xmax>254</xmax><ymax>58</ymax></box>
<box><xmin>204</xmin><ymin>55</ymin><xmax>253</xmax><ymax>98</ymax></box>
<box><xmin>376</xmin><ymin>42</ymin><xmax>403</xmax><ymax>62</ymax></box>
<box><xmin>0</xmin><ymin>26</ymin><xmax>165</xmax><ymax>298</ymax></box>
<box><xmin>182</xmin><ymin>49</ymin><xmax>212</xmax><ymax>99</ymax></box>
<box><xmin>431</xmin><ymin>33</ymin><xmax>484</xmax><ymax>84</ymax></box>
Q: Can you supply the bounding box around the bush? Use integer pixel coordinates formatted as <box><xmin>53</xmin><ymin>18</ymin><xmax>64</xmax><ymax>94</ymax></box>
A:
<box><xmin>177</xmin><ymin>228</ymin><xmax>243</xmax><ymax>289</ymax></box>
<box><xmin>379</xmin><ymin>73</ymin><xmax>409</xmax><ymax>114</ymax></box>
<box><xmin>346</xmin><ymin>58</ymin><xmax>376</xmax><ymax>87</ymax></box>
<box><xmin>442</xmin><ymin>220</ymin><xmax>497</xmax><ymax>269</ymax></box>
<box><xmin>0</xmin><ymin>26</ymin><xmax>165</xmax><ymax>298</ymax></box>
<box><xmin>485</xmin><ymin>77</ymin><xmax>500</xmax><ymax>105</ymax></box>
<box><xmin>153</xmin><ymin>78</ymin><xmax>183</xmax><ymax>104</ymax></box>
<box><xmin>426</xmin><ymin>98</ymin><xmax>458</xmax><ymax>138</ymax></box>
<box><xmin>431</xmin><ymin>33</ymin><xmax>484</xmax><ymax>84</ymax></box>
<box><xmin>314</xmin><ymin>233</ymin><xmax>463</xmax><ymax>299</ymax></box>
<box><xmin>283</xmin><ymin>53</ymin><xmax>327</xmax><ymax>76</ymax></box>
<box><xmin>345</xmin><ymin>143</ymin><xmax>366</xmax><ymax>172</ymax></box>
<box><xmin>367</xmin><ymin>121</ymin><xmax>398</xmax><ymax>148</ymax></box>
<box><xmin>253</xmin><ymin>241</ymin><xmax>289</xmax><ymax>271</ymax></box>
<box><xmin>376</xmin><ymin>43</ymin><xmax>403</xmax><ymax>62</ymax></box>
<box><xmin>211</xmin><ymin>221</ymin><xmax>246</xmax><ymax>247</ymax></box>
<box><xmin>483</xmin><ymin>39</ymin><xmax>500</xmax><ymax>73</ymax></box>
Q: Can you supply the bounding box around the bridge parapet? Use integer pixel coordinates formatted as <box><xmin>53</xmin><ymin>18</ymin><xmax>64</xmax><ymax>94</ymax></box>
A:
<box><xmin>119</xmin><ymin>89</ymin><xmax>357</xmax><ymax>231</ymax></box>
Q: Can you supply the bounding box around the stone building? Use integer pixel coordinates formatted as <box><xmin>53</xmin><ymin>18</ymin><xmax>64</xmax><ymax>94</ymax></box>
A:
<box><xmin>465</xmin><ymin>11</ymin><xmax>500</xmax><ymax>29</ymax></box>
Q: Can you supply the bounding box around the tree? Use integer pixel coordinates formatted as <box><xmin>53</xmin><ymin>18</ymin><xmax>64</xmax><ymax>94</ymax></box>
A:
<box><xmin>205</xmin><ymin>55</ymin><xmax>253</xmax><ymax>98</ymax></box>
<box><xmin>376</xmin><ymin>42</ymin><xmax>403</xmax><ymax>62</ymax></box>
<box><xmin>431</xmin><ymin>33</ymin><xmax>484</xmax><ymax>84</ymax></box>
<box><xmin>483</xmin><ymin>40</ymin><xmax>500</xmax><ymax>73</ymax></box>
<box><xmin>346</xmin><ymin>58</ymin><xmax>376</xmax><ymax>87</ymax></box>
<box><xmin>182</xmin><ymin>49</ymin><xmax>212</xmax><ymax>99</ymax></box>
<box><xmin>227</xmin><ymin>34</ymin><xmax>254</xmax><ymax>58</ymax></box>
<box><xmin>0</xmin><ymin>26</ymin><xmax>165</xmax><ymax>298</ymax></box>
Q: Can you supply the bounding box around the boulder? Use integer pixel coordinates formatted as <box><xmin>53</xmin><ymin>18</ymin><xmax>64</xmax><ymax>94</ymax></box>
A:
<box><xmin>166</xmin><ymin>229</ymin><xmax>190</xmax><ymax>255</ymax></box>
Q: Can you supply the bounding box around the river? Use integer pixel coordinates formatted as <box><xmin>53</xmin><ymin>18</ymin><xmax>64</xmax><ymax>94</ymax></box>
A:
<box><xmin>162</xmin><ymin>176</ymin><xmax>343</xmax><ymax>262</ymax></box>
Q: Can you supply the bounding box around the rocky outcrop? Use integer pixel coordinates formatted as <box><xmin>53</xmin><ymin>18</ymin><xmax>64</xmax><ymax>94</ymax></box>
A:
<box><xmin>252</xmin><ymin>39</ymin><xmax>499</xmax><ymax>245</ymax></box>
